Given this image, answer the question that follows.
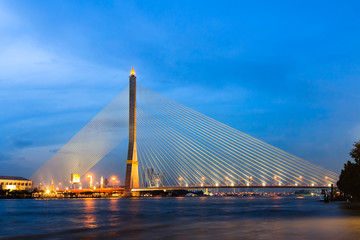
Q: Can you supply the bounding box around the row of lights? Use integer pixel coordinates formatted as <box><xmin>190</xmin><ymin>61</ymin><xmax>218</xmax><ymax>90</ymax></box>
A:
<box><xmin>176</xmin><ymin>175</ymin><xmax>332</xmax><ymax>187</ymax></box>
<box><xmin>44</xmin><ymin>175</ymin><xmax>119</xmax><ymax>191</ymax></box>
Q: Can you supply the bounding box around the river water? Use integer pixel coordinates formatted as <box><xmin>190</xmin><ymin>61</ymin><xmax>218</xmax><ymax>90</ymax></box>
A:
<box><xmin>1</xmin><ymin>196</ymin><xmax>360</xmax><ymax>239</ymax></box>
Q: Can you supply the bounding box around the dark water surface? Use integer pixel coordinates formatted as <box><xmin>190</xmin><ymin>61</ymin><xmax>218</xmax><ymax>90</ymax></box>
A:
<box><xmin>1</xmin><ymin>196</ymin><xmax>360</xmax><ymax>239</ymax></box>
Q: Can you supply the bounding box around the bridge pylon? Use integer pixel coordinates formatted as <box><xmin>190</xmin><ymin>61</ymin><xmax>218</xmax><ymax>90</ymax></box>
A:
<box><xmin>124</xmin><ymin>68</ymin><xmax>140</xmax><ymax>197</ymax></box>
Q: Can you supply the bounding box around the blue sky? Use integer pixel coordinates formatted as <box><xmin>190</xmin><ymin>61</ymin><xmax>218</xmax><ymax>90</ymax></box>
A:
<box><xmin>1</xmin><ymin>1</ymin><xmax>360</xmax><ymax>178</ymax></box>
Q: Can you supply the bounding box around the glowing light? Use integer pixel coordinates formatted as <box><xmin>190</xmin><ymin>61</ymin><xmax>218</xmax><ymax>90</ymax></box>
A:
<box><xmin>130</xmin><ymin>68</ymin><xmax>135</xmax><ymax>76</ymax></box>
<box><xmin>186</xmin><ymin>184</ymin><xmax>188</xmax><ymax>187</ymax></box>
<box><xmin>6</xmin><ymin>185</ymin><xmax>16</xmax><ymax>190</ymax></box>
<box><xmin>71</xmin><ymin>173</ymin><xmax>80</xmax><ymax>183</ymax></box>
<box><xmin>87</xmin><ymin>174</ymin><xmax>93</xmax><ymax>188</ymax></box>
<box><xmin>231</xmin><ymin>183</ymin><xmax>234</xmax><ymax>186</ymax></box>
<box><xmin>201</xmin><ymin>183</ymin><xmax>203</xmax><ymax>187</ymax></box>
<box><xmin>111</xmin><ymin>177</ymin><xmax>116</xmax><ymax>188</ymax></box>
<box><xmin>328</xmin><ymin>183</ymin><xmax>331</xmax><ymax>187</ymax></box>
<box><xmin>311</xmin><ymin>183</ymin><xmax>314</xmax><ymax>186</ymax></box>
<box><xmin>295</xmin><ymin>183</ymin><xmax>298</xmax><ymax>186</ymax></box>
<box><xmin>45</xmin><ymin>189</ymin><xmax>50</xmax><ymax>194</ymax></box>
<box><xmin>262</xmin><ymin>182</ymin><xmax>266</xmax><ymax>186</ymax></box>
<box><xmin>215</xmin><ymin>183</ymin><xmax>219</xmax><ymax>186</ymax></box>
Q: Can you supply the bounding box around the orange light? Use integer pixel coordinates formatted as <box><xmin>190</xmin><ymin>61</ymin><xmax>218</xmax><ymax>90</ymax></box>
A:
<box><xmin>178</xmin><ymin>177</ymin><xmax>182</xmax><ymax>181</ymax></box>
<box><xmin>130</xmin><ymin>67</ymin><xmax>135</xmax><ymax>76</ymax></box>
<box><xmin>112</xmin><ymin>177</ymin><xmax>116</xmax><ymax>181</ymax></box>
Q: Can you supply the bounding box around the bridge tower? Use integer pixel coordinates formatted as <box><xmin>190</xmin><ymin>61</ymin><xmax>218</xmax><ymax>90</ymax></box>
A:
<box><xmin>124</xmin><ymin>68</ymin><xmax>140</xmax><ymax>196</ymax></box>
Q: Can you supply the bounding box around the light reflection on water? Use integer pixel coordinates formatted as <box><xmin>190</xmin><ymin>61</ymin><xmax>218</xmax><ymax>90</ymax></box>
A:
<box><xmin>1</xmin><ymin>197</ymin><xmax>360</xmax><ymax>239</ymax></box>
<box><xmin>83</xmin><ymin>199</ymin><xmax>97</xmax><ymax>229</ymax></box>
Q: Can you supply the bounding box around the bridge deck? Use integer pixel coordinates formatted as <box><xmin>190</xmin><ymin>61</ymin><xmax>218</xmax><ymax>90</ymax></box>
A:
<box><xmin>132</xmin><ymin>185</ymin><xmax>332</xmax><ymax>192</ymax></box>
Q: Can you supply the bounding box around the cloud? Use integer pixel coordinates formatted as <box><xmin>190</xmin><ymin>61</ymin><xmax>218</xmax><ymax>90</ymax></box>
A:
<box><xmin>8</xmin><ymin>138</ymin><xmax>33</xmax><ymax>149</ymax></box>
<box><xmin>0</xmin><ymin>40</ymin><xmax>128</xmax><ymax>88</ymax></box>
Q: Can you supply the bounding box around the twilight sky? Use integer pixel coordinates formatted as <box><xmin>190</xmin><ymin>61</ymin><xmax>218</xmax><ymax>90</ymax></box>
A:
<box><xmin>1</xmin><ymin>1</ymin><xmax>360</xmax><ymax>178</ymax></box>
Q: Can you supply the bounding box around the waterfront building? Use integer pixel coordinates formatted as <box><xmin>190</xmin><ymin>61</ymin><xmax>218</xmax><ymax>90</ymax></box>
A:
<box><xmin>0</xmin><ymin>176</ymin><xmax>33</xmax><ymax>191</ymax></box>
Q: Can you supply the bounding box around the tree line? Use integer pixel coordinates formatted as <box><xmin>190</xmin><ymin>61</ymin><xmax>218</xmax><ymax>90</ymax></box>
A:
<box><xmin>337</xmin><ymin>140</ymin><xmax>360</xmax><ymax>199</ymax></box>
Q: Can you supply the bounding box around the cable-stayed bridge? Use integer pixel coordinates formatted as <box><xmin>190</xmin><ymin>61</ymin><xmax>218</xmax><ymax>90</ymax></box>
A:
<box><xmin>31</xmin><ymin>69</ymin><xmax>338</xmax><ymax>195</ymax></box>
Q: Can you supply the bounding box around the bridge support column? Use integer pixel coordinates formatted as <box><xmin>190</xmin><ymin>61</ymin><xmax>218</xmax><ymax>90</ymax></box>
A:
<box><xmin>124</xmin><ymin>68</ymin><xmax>140</xmax><ymax>197</ymax></box>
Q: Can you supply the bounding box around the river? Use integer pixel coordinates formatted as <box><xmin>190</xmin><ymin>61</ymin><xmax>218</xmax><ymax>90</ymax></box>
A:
<box><xmin>1</xmin><ymin>196</ymin><xmax>360</xmax><ymax>239</ymax></box>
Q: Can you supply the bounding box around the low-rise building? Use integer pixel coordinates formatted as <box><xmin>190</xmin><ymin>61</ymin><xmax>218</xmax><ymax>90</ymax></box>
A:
<box><xmin>0</xmin><ymin>176</ymin><xmax>33</xmax><ymax>191</ymax></box>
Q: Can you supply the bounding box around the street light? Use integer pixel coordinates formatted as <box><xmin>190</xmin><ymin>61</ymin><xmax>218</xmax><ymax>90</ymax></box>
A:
<box><xmin>87</xmin><ymin>174</ymin><xmax>93</xmax><ymax>189</ymax></box>
<box><xmin>325</xmin><ymin>176</ymin><xmax>328</xmax><ymax>186</ymax></box>
<box><xmin>112</xmin><ymin>177</ymin><xmax>116</xmax><ymax>188</ymax></box>
<box><xmin>156</xmin><ymin>178</ymin><xmax>160</xmax><ymax>187</ymax></box>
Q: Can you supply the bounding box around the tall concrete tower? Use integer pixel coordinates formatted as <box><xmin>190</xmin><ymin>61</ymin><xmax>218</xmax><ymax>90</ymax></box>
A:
<box><xmin>124</xmin><ymin>68</ymin><xmax>139</xmax><ymax>196</ymax></box>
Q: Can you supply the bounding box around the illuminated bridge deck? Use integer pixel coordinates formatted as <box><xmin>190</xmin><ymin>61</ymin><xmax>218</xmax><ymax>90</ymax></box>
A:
<box><xmin>132</xmin><ymin>185</ymin><xmax>333</xmax><ymax>192</ymax></box>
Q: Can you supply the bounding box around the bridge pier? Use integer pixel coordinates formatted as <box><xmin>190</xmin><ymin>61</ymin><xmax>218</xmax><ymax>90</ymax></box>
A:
<box><xmin>124</xmin><ymin>68</ymin><xmax>140</xmax><ymax>197</ymax></box>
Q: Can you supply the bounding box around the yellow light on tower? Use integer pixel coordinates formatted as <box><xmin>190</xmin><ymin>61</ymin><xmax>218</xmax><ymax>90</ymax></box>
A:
<box><xmin>130</xmin><ymin>67</ymin><xmax>135</xmax><ymax>76</ymax></box>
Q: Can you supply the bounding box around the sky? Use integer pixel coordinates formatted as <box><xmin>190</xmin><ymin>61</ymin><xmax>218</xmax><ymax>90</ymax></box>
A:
<box><xmin>1</xmin><ymin>1</ymin><xmax>360</xmax><ymax>178</ymax></box>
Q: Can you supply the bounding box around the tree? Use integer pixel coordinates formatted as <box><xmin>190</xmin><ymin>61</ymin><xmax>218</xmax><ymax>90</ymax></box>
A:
<box><xmin>350</xmin><ymin>140</ymin><xmax>360</xmax><ymax>164</ymax></box>
<box><xmin>337</xmin><ymin>140</ymin><xmax>360</xmax><ymax>199</ymax></box>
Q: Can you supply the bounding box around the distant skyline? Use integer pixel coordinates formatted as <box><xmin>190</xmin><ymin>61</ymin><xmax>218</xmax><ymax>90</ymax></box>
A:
<box><xmin>1</xmin><ymin>1</ymin><xmax>360</xmax><ymax>177</ymax></box>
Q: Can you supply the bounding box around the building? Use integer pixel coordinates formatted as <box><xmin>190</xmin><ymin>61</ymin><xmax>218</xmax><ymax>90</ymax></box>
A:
<box><xmin>0</xmin><ymin>176</ymin><xmax>33</xmax><ymax>191</ymax></box>
<box><xmin>143</xmin><ymin>168</ymin><xmax>155</xmax><ymax>187</ymax></box>
<box><xmin>143</xmin><ymin>168</ymin><xmax>165</xmax><ymax>187</ymax></box>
